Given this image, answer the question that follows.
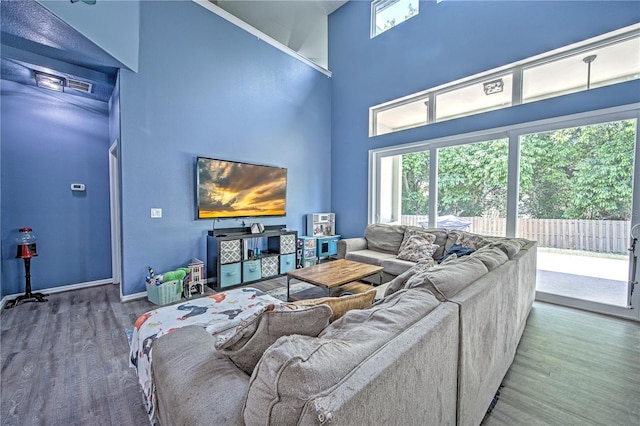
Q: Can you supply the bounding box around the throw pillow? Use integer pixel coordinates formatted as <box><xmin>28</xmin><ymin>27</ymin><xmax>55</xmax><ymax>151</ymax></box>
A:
<box><xmin>397</xmin><ymin>235</ymin><xmax>439</xmax><ymax>262</ymax></box>
<box><xmin>484</xmin><ymin>239</ymin><xmax>522</xmax><ymax>259</ymax></box>
<box><xmin>405</xmin><ymin>257</ymin><xmax>489</xmax><ymax>301</ymax></box>
<box><xmin>293</xmin><ymin>288</ymin><xmax>377</xmax><ymax>322</ymax></box>
<box><xmin>454</xmin><ymin>231</ymin><xmax>490</xmax><ymax>250</ymax></box>
<box><xmin>472</xmin><ymin>245</ymin><xmax>509</xmax><ymax>270</ymax></box>
<box><xmin>214</xmin><ymin>303</ymin><xmax>331</xmax><ymax>374</ymax></box>
<box><xmin>400</xmin><ymin>228</ymin><xmax>437</xmax><ymax>249</ymax></box>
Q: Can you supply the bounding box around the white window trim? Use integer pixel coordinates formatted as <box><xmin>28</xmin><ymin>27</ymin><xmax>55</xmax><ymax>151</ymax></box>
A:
<box><xmin>370</xmin><ymin>23</ymin><xmax>640</xmax><ymax>136</ymax></box>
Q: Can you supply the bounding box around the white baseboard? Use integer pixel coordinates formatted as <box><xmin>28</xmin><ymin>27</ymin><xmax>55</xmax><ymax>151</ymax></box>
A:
<box><xmin>1</xmin><ymin>278</ymin><xmax>114</xmax><ymax>311</ymax></box>
<box><xmin>120</xmin><ymin>291</ymin><xmax>147</xmax><ymax>302</ymax></box>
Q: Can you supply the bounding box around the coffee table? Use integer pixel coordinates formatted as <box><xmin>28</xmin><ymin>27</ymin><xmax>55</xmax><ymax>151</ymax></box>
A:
<box><xmin>285</xmin><ymin>259</ymin><xmax>384</xmax><ymax>301</ymax></box>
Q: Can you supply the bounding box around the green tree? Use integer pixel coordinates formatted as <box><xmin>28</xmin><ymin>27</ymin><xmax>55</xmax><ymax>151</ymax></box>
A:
<box><xmin>520</xmin><ymin>120</ymin><xmax>634</xmax><ymax>220</ymax></box>
<box><xmin>566</xmin><ymin>121</ymin><xmax>634</xmax><ymax>219</ymax></box>
<box><xmin>436</xmin><ymin>139</ymin><xmax>508</xmax><ymax>217</ymax></box>
<box><xmin>519</xmin><ymin>130</ymin><xmax>574</xmax><ymax>219</ymax></box>
<box><xmin>401</xmin><ymin>120</ymin><xmax>636</xmax><ymax>221</ymax></box>
<box><xmin>401</xmin><ymin>151</ymin><xmax>430</xmax><ymax>215</ymax></box>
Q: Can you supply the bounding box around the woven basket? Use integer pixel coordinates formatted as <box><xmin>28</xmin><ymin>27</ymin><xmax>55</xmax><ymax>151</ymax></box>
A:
<box><xmin>146</xmin><ymin>279</ymin><xmax>183</xmax><ymax>305</ymax></box>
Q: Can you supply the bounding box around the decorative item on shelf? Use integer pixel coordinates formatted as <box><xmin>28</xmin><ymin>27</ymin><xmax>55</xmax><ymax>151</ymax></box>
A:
<box><xmin>184</xmin><ymin>258</ymin><xmax>205</xmax><ymax>299</ymax></box>
<box><xmin>248</xmin><ymin>237</ymin><xmax>261</xmax><ymax>259</ymax></box>
<box><xmin>306</xmin><ymin>213</ymin><xmax>336</xmax><ymax>237</ymax></box>
<box><xmin>7</xmin><ymin>227</ymin><xmax>48</xmax><ymax>308</ymax></box>
<box><xmin>251</xmin><ymin>223</ymin><xmax>265</xmax><ymax>234</ymax></box>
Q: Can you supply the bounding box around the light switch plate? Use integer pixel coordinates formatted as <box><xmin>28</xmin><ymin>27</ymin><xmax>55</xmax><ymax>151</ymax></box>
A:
<box><xmin>150</xmin><ymin>208</ymin><xmax>162</xmax><ymax>218</ymax></box>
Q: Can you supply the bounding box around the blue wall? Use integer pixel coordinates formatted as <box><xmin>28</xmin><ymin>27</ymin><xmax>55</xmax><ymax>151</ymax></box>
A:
<box><xmin>118</xmin><ymin>1</ymin><xmax>331</xmax><ymax>296</ymax></box>
<box><xmin>329</xmin><ymin>1</ymin><xmax>640</xmax><ymax>238</ymax></box>
<box><xmin>0</xmin><ymin>80</ymin><xmax>112</xmax><ymax>297</ymax></box>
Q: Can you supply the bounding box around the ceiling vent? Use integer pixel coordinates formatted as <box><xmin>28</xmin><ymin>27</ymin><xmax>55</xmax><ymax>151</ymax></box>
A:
<box><xmin>66</xmin><ymin>78</ymin><xmax>93</xmax><ymax>93</ymax></box>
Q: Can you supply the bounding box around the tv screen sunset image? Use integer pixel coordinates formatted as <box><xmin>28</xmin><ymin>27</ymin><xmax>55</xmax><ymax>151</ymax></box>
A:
<box><xmin>197</xmin><ymin>158</ymin><xmax>287</xmax><ymax>219</ymax></box>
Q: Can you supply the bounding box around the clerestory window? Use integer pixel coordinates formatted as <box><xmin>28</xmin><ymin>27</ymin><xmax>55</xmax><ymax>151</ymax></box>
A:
<box><xmin>370</xmin><ymin>25</ymin><xmax>640</xmax><ymax>136</ymax></box>
<box><xmin>371</xmin><ymin>0</ymin><xmax>419</xmax><ymax>38</ymax></box>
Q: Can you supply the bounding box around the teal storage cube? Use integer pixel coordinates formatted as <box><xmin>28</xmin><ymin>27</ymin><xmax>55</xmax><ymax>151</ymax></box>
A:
<box><xmin>243</xmin><ymin>260</ymin><xmax>261</xmax><ymax>282</ymax></box>
<box><xmin>220</xmin><ymin>263</ymin><xmax>241</xmax><ymax>288</ymax></box>
<box><xmin>280</xmin><ymin>253</ymin><xmax>296</xmax><ymax>274</ymax></box>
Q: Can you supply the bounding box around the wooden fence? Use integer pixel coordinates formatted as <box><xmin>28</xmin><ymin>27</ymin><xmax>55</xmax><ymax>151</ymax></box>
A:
<box><xmin>400</xmin><ymin>215</ymin><xmax>631</xmax><ymax>254</ymax></box>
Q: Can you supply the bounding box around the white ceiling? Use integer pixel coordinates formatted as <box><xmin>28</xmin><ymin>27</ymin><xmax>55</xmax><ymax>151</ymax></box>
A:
<box><xmin>213</xmin><ymin>0</ymin><xmax>348</xmax><ymax>69</ymax></box>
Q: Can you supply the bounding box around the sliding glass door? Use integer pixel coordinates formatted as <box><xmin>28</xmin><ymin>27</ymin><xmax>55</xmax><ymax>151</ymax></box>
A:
<box><xmin>370</xmin><ymin>107</ymin><xmax>640</xmax><ymax>319</ymax></box>
<box><xmin>518</xmin><ymin>119</ymin><xmax>637</xmax><ymax>308</ymax></box>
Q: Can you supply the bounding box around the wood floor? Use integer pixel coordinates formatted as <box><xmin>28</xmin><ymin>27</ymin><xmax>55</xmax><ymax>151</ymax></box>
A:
<box><xmin>1</xmin><ymin>283</ymin><xmax>638</xmax><ymax>426</ymax></box>
<box><xmin>484</xmin><ymin>302</ymin><xmax>640</xmax><ymax>426</ymax></box>
<box><xmin>0</xmin><ymin>284</ymin><xmax>154</xmax><ymax>426</ymax></box>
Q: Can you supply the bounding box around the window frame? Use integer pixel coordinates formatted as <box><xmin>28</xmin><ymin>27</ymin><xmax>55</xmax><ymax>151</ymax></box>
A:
<box><xmin>369</xmin><ymin>24</ymin><xmax>640</xmax><ymax>137</ymax></box>
<box><xmin>368</xmin><ymin>104</ymin><xmax>640</xmax><ymax>320</ymax></box>
<box><xmin>370</xmin><ymin>0</ymin><xmax>420</xmax><ymax>39</ymax></box>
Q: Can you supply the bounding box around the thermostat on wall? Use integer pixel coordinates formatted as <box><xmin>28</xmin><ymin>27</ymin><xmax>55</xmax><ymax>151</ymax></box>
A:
<box><xmin>71</xmin><ymin>183</ymin><xmax>86</xmax><ymax>192</ymax></box>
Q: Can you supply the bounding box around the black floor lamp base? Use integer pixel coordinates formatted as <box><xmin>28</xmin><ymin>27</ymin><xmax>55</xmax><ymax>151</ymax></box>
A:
<box><xmin>6</xmin><ymin>257</ymin><xmax>48</xmax><ymax>309</ymax></box>
<box><xmin>6</xmin><ymin>291</ymin><xmax>48</xmax><ymax>309</ymax></box>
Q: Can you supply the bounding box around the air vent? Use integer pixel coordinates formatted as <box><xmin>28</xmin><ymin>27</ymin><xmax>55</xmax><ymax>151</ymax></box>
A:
<box><xmin>66</xmin><ymin>78</ymin><xmax>93</xmax><ymax>93</ymax></box>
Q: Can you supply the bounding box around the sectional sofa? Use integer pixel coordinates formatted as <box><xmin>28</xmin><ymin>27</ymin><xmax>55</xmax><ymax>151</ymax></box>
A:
<box><xmin>147</xmin><ymin>225</ymin><xmax>536</xmax><ymax>425</ymax></box>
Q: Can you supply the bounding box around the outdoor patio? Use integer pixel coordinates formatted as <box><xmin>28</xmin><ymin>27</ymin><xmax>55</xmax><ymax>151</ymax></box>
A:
<box><xmin>536</xmin><ymin>249</ymin><xmax>630</xmax><ymax>307</ymax></box>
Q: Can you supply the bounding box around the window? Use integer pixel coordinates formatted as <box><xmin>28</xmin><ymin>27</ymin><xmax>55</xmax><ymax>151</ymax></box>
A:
<box><xmin>435</xmin><ymin>75</ymin><xmax>513</xmax><ymax>122</ymax></box>
<box><xmin>377</xmin><ymin>150</ymin><xmax>430</xmax><ymax>225</ymax></box>
<box><xmin>370</xmin><ymin>105</ymin><xmax>640</xmax><ymax>319</ymax></box>
<box><xmin>518</xmin><ymin>120</ymin><xmax>636</xmax><ymax>307</ymax></box>
<box><xmin>374</xmin><ymin>96</ymin><xmax>430</xmax><ymax>136</ymax></box>
<box><xmin>437</xmin><ymin>139</ymin><xmax>508</xmax><ymax>236</ymax></box>
<box><xmin>522</xmin><ymin>36</ymin><xmax>640</xmax><ymax>103</ymax></box>
<box><xmin>371</xmin><ymin>0</ymin><xmax>419</xmax><ymax>38</ymax></box>
<box><xmin>369</xmin><ymin>25</ymin><xmax>639</xmax><ymax>136</ymax></box>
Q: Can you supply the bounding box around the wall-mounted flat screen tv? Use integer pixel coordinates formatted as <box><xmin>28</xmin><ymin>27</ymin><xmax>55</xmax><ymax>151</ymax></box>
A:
<box><xmin>196</xmin><ymin>157</ymin><xmax>287</xmax><ymax>219</ymax></box>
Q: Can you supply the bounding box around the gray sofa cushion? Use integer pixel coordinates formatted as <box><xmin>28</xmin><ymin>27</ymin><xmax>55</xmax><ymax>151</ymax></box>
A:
<box><xmin>471</xmin><ymin>245</ymin><xmax>509</xmax><ymax>270</ymax></box>
<box><xmin>384</xmin><ymin>260</ymin><xmax>436</xmax><ymax>297</ymax></box>
<box><xmin>364</xmin><ymin>224</ymin><xmax>406</xmax><ymax>253</ymax></box>
<box><xmin>485</xmin><ymin>239</ymin><xmax>522</xmax><ymax>259</ymax></box>
<box><xmin>405</xmin><ymin>257</ymin><xmax>489</xmax><ymax>301</ymax></box>
<box><xmin>380</xmin><ymin>257</ymin><xmax>421</xmax><ymax>277</ymax></box>
<box><xmin>296</xmin><ymin>302</ymin><xmax>460</xmax><ymax>426</ymax></box>
<box><xmin>345</xmin><ymin>249</ymin><xmax>396</xmax><ymax>266</ymax></box>
<box><xmin>214</xmin><ymin>304</ymin><xmax>332</xmax><ymax>374</ymax></box>
<box><xmin>152</xmin><ymin>326</ymin><xmax>249</xmax><ymax>426</ymax></box>
<box><xmin>243</xmin><ymin>288</ymin><xmax>441</xmax><ymax>426</ymax></box>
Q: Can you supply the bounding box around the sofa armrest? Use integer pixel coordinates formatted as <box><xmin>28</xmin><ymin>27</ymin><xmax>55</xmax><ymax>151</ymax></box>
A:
<box><xmin>152</xmin><ymin>326</ymin><xmax>249</xmax><ymax>426</ymax></box>
<box><xmin>337</xmin><ymin>237</ymin><xmax>368</xmax><ymax>259</ymax></box>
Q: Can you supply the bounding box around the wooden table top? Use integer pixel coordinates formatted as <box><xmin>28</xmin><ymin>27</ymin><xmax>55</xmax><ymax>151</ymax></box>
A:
<box><xmin>286</xmin><ymin>259</ymin><xmax>384</xmax><ymax>289</ymax></box>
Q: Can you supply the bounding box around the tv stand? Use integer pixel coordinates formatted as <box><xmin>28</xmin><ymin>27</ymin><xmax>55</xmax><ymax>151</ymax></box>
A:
<box><xmin>210</xmin><ymin>224</ymin><xmax>286</xmax><ymax>238</ymax></box>
<box><xmin>207</xmin><ymin>227</ymin><xmax>297</xmax><ymax>290</ymax></box>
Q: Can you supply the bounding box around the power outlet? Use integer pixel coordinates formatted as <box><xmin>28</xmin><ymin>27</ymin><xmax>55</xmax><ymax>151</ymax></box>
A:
<box><xmin>150</xmin><ymin>208</ymin><xmax>162</xmax><ymax>218</ymax></box>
